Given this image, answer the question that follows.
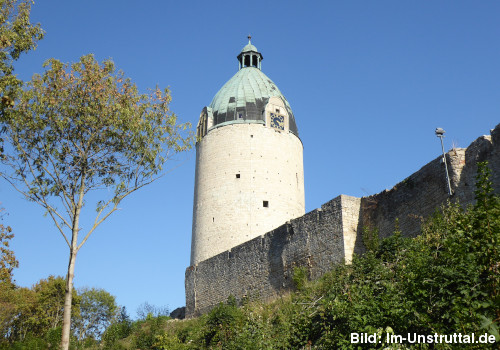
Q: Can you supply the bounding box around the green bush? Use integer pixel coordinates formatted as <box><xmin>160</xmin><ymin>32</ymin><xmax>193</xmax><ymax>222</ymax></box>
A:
<box><xmin>201</xmin><ymin>296</ymin><xmax>242</xmax><ymax>348</ymax></box>
<box><xmin>292</xmin><ymin>266</ymin><xmax>308</xmax><ymax>291</ymax></box>
<box><xmin>131</xmin><ymin>316</ymin><xmax>170</xmax><ymax>349</ymax></box>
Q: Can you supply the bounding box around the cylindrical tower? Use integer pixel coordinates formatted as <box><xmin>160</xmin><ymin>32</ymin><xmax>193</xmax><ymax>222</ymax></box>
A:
<box><xmin>190</xmin><ymin>38</ymin><xmax>305</xmax><ymax>265</ymax></box>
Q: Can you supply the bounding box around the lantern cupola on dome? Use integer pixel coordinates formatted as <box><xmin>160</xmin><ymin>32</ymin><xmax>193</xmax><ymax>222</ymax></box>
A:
<box><xmin>238</xmin><ymin>35</ymin><xmax>263</xmax><ymax>70</ymax></box>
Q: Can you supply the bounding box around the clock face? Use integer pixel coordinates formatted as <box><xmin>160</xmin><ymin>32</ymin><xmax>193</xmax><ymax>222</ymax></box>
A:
<box><xmin>270</xmin><ymin>113</ymin><xmax>285</xmax><ymax>130</ymax></box>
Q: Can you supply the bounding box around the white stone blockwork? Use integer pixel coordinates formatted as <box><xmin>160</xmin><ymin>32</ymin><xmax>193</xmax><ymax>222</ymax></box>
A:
<box><xmin>191</xmin><ymin>122</ymin><xmax>305</xmax><ymax>265</ymax></box>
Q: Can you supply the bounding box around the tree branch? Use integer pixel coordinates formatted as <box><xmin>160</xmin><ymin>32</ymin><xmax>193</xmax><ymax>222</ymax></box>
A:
<box><xmin>75</xmin><ymin>175</ymin><xmax>161</xmax><ymax>252</ymax></box>
<box><xmin>0</xmin><ymin>175</ymin><xmax>71</xmax><ymax>248</ymax></box>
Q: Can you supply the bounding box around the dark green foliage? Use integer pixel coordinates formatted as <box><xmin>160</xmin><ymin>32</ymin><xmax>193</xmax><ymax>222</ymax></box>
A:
<box><xmin>45</xmin><ymin>327</ymin><xmax>63</xmax><ymax>349</ymax></box>
<box><xmin>73</xmin><ymin>288</ymin><xmax>118</xmax><ymax>342</ymax></box>
<box><xmin>1</xmin><ymin>326</ymin><xmax>77</xmax><ymax>350</ymax></box>
<box><xmin>362</xmin><ymin>224</ymin><xmax>380</xmax><ymax>252</ymax></box>
<box><xmin>101</xmin><ymin>322</ymin><xmax>131</xmax><ymax>350</ymax></box>
<box><xmin>101</xmin><ymin>307</ymin><xmax>132</xmax><ymax>349</ymax></box>
<box><xmin>292</xmin><ymin>266</ymin><xmax>308</xmax><ymax>291</ymax></box>
<box><xmin>201</xmin><ymin>296</ymin><xmax>242</xmax><ymax>348</ymax></box>
<box><xmin>132</xmin><ymin>316</ymin><xmax>170</xmax><ymax>349</ymax></box>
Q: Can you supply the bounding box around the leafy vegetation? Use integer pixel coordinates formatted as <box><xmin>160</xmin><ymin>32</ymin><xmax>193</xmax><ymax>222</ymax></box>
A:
<box><xmin>1</xmin><ymin>276</ymin><xmax>83</xmax><ymax>348</ymax></box>
<box><xmin>74</xmin><ymin>288</ymin><xmax>118</xmax><ymax>342</ymax></box>
<box><xmin>0</xmin><ymin>53</ymin><xmax>193</xmax><ymax>349</ymax></box>
<box><xmin>0</xmin><ymin>0</ymin><xmax>43</xmax><ymax>109</ymax></box>
<box><xmin>0</xmin><ymin>207</ymin><xmax>17</xmax><ymax>284</ymax></box>
<box><xmin>1</xmin><ymin>164</ymin><xmax>498</xmax><ymax>349</ymax></box>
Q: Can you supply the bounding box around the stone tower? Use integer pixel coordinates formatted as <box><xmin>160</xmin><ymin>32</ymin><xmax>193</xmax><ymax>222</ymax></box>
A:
<box><xmin>190</xmin><ymin>38</ymin><xmax>305</xmax><ymax>265</ymax></box>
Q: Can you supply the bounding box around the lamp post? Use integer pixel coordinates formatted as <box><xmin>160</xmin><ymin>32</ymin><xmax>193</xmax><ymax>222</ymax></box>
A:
<box><xmin>435</xmin><ymin>127</ymin><xmax>453</xmax><ymax>196</ymax></box>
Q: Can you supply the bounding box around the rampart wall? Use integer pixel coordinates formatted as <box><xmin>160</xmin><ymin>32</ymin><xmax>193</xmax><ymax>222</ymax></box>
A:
<box><xmin>186</xmin><ymin>124</ymin><xmax>500</xmax><ymax>318</ymax></box>
<box><xmin>362</xmin><ymin>125</ymin><xmax>500</xmax><ymax>239</ymax></box>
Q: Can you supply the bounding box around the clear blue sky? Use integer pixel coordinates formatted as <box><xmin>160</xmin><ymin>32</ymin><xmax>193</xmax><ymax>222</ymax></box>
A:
<box><xmin>1</xmin><ymin>0</ymin><xmax>499</xmax><ymax>317</ymax></box>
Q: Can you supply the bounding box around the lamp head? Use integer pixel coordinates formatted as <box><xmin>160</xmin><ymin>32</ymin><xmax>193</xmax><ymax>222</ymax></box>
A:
<box><xmin>435</xmin><ymin>127</ymin><xmax>445</xmax><ymax>137</ymax></box>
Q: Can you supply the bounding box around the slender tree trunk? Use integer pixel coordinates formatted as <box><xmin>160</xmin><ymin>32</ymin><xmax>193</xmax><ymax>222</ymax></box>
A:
<box><xmin>61</xmin><ymin>243</ymin><xmax>77</xmax><ymax>349</ymax></box>
<box><xmin>61</xmin><ymin>176</ymin><xmax>85</xmax><ymax>350</ymax></box>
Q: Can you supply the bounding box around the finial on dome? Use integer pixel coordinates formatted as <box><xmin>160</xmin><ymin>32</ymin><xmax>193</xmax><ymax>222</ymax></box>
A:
<box><xmin>238</xmin><ymin>36</ymin><xmax>263</xmax><ymax>70</ymax></box>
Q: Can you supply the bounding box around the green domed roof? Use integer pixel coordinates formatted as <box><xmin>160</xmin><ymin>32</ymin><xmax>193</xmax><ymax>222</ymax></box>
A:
<box><xmin>209</xmin><ymin>39</ymin><xmax>298</xmax><ymax>136</ymax></box>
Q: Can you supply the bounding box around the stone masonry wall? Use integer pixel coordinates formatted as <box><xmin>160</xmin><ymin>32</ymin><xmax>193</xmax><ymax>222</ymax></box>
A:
<box><xmin>362</xmin><ymin>124</ymin><xmax>500</xmax><ymax>238</ymax></box>
<box><xmin>186</xmin><ymin>195</ymin><xmax>360</xmax><ymax>317</ymax></box>
<box><xmin>186</xmin><ymin>124</ymin><xmax>500</xmax><ymax>318</ymax></box>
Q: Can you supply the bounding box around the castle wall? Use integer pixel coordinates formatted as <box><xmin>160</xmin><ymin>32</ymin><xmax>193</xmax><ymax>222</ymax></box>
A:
<box><xmin>360</xmin><ymin>149</ymin><xmax>466</xmax><ymax>239</ymax></box>
<box><xmin>186</xmin><ymin>124</ymin><xmax>500</xmax><ymax>318</ymax></box>
<box><xmin>186</xmin><ymin>195</ymin><xmax>361</xmax><ymax>317</ymax></box>
<box><xmin>362</xmin><ymin>125</ymin><xmax>500</xmax><ymax>239</ymax></box>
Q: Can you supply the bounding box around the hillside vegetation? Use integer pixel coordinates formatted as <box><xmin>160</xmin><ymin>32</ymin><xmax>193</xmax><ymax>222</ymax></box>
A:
<box><xmin>1</xmin><ymin>162</ymin><xmax>498</xmax><ymax>349</ymax></box>
<box><xmin>101</xmin><ymin>162</ymin><xmax>499</xmax><ymax>350</ymax></box>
